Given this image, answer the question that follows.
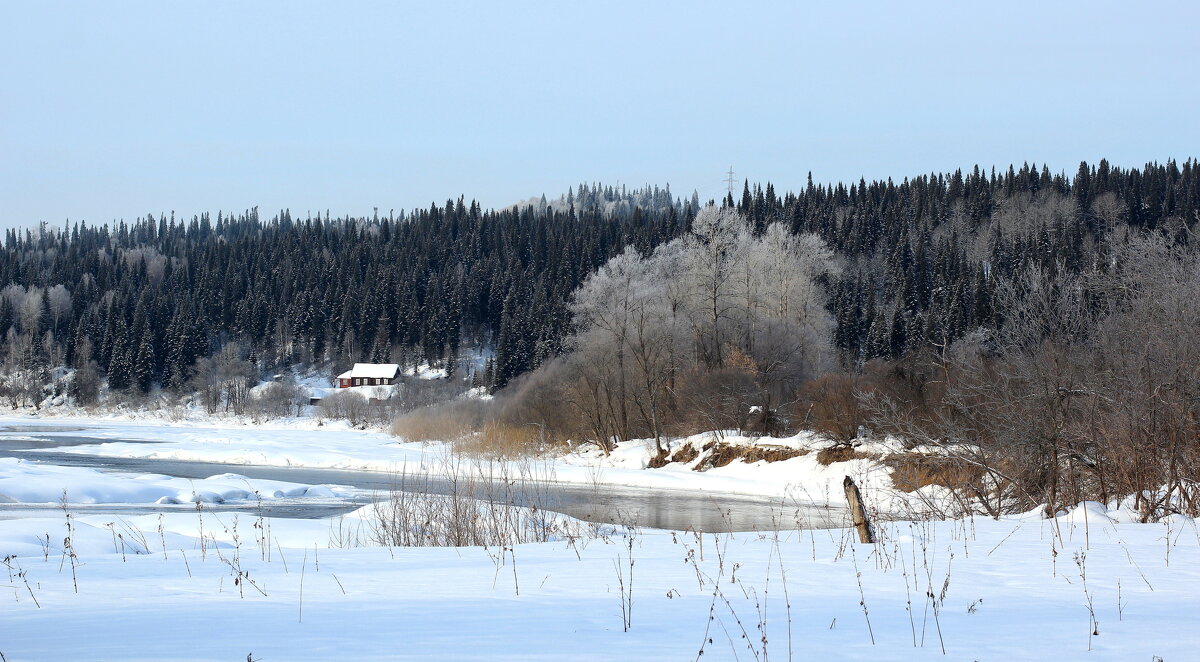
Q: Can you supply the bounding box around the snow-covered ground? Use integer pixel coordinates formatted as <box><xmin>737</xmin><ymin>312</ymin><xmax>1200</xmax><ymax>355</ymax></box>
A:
<box><xmin>1</xmin><ymin>415</ymin><xmax>1197</xmax><ymax>659</ymax></box>
<box><xmin>0</xmin><ymin>498</ymin><xmax>1195</xmax><ymax>660</ymax></box>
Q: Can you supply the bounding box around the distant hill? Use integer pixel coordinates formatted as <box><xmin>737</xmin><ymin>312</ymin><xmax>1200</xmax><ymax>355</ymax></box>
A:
<box><xmin>1</xmin><ymin>158</ymin><xmax>1197</xmax><ymax>409</ymax></box>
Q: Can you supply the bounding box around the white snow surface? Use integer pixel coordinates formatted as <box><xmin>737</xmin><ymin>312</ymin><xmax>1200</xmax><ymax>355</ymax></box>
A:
<box><xmin>0</xmin><ymin>458</ymin><xmax>353</xmax><ymax>506</ymax></box>
<box><xmin>0</xmin><ymin>500</ymin><xmax>1195</xmax><ymax>660</ymax></box>
<box><xmin>404</xmin><ymin>363</ymin><xmax>448</xmax><ymax>379</ymax></box>
<box><xmin>308</xmin><ymin>384</ymin><xmax>396</xmax><ymax>401</ymax></box>
<box><xmin>0</xmin><ymin>415</ymin><xmax>1197</xmax><ymax>659</ymax></box>
<box><xmin>342</xmin><ymin>362</ymin><xmax>401</xmax><ymax>379</ymax></box>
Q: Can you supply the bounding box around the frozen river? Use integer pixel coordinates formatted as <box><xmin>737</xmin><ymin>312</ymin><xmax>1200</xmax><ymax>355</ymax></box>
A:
<box><xmin>0</xmin><ymin>425</ymin><xmax>846</xmax><ymax>531</ymax></box>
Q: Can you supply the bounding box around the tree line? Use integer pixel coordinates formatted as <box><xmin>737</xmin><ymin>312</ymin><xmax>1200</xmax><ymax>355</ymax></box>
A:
<box><xmin>412</xmin><ymin>159</ymin><xmax>1200</xmax><ymax>520</ymax></box>
<box><xmin>0</xmin><ymin>192</ymin><xmax>688</xmax><ymax>407</ymax></box>
<box><xmin>3</xmin><ymin>158</ymin><xmax>1200</xmax><ymax>518</ymax></box>
<box><xmin>2</xmin><ymin>160</ymin><xmax>1197</xmax><ymax>402</ymax></box>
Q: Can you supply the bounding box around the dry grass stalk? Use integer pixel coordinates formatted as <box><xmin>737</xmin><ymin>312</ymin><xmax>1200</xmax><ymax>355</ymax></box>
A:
<box><xmin>390</xmin><ymin>406</ymin><xmax>474</xmax><ymax>443</ymax></box>
<box><xmin>689</xmin><ymin>441</ymin><xmax>808</xmax><ymax>471</ymax></box>
<box><xmin>452</xmin><ymin>422</ymin><xmax>555</xmax><ymax>458</ymax></box>
<box><xmin>886</xmin><ymin>455</ymin><xmax>985</xmax><ymax>493</ymax></box>
<box><xmin>366</xmin><ymin>458</ymin><xmax>585</xmax><ymax>548</ymax></box>
<box><xmin>815</xmin><ymin>445</ymin><xmax>876</xmax><ymax>466</ymax></box>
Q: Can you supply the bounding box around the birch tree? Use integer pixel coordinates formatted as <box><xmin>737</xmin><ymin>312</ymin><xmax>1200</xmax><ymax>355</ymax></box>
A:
<box><xmin>683</xmin><ymin>205</ymin><xmax>746</xmax><ymax>368</ymax></box>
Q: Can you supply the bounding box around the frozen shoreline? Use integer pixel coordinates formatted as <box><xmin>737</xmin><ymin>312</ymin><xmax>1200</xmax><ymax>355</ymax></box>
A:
<box><xmin>0</xmin><ymin>413</ymin><xmax>902</xmax><ymax>514</ymax></box>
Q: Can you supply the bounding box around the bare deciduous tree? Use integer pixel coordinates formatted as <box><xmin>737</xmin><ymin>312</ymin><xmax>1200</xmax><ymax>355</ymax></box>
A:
<box><xmin>551</xmin><ymin>205</ymin><xmax>837</xmax><ymax>445</ymax></box>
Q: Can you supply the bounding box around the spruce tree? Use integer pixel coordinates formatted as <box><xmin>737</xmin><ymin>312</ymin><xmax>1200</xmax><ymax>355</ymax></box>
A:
<box><xmin>133</xmin><ymin>320</ymin><xmax>156</xmax><ymax>392</ymax></box>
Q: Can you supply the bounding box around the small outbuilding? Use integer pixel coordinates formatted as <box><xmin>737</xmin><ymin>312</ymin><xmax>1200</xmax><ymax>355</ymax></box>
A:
<box><xmin>336</xmin><ymin>363</ymin><xmax>401</xmax><ymax>388</ymax></box>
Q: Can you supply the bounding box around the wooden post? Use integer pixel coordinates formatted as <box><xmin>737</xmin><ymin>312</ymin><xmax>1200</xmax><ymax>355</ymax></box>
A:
<box><xmin>843</xmin><ymin>476</ymin><xmax>876</xmax><ymax>543</ymax></box>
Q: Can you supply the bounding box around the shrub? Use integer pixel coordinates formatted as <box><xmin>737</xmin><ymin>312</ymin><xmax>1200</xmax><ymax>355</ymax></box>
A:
<box><xmin>794</xmin><ymin>374</ymin><xmax>864</xmax><ymax>443</ymax></box>
<box><xmin>452</xmin><ymin>421</ymin><xmax>550</xmax><ymax>458</ymax></box>
<box><xmin>248</xmin><ymin>380</ymin><xmax>307</xmax><ymax>421</ymax></box>
<box><xmin>885</xmin><ymin>455</ymin><xmax>983</xmax><ymax>493</ymax></box>
<box><xmin>318</xmin><ymin>390</ymin><xmax>372</xmax><ymax>426</ymax></box>
<box><xmin>391</xmin><ymin>399</ymin><xmax>486</xmax><ymax>442</ymax></box>
<box><xmin>669</xmin><ymin>363</ymin><xmax>759</xmax><ymax>437</ymax></box>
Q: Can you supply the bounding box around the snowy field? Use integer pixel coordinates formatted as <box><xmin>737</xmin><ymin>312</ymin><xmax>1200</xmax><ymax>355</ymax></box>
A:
<box><xmin>1</xmin><ymin>499</ymin><xmax>1196</xmax><ymax>660</ymax></box>
<box><xmin>1</xmin><ymin>415</ymin><xmax>1197</xmax><ymax>660</ymax></box>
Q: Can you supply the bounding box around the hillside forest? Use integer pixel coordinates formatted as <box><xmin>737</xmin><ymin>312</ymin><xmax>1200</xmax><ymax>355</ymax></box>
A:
<box><xmin>3</xmin><ymin>159</ymin><xmax>1200</xmax><ymax>516</ymax></box>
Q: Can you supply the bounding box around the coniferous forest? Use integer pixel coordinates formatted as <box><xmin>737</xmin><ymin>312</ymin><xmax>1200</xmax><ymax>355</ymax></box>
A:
<box><xmin>0</xmin><ymin>161</ymin><xmax>1197</xmax><ymax>402</ymax></box>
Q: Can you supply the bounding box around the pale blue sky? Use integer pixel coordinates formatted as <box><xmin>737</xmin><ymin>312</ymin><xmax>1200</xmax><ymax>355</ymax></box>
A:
<box><xmin>2</xmin><ymin>1</ymin><xmax>1197</xmax><ymax>230</ymax></box>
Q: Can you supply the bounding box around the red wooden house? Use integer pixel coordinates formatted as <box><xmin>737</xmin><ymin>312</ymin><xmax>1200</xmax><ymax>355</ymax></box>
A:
<box><xmin>335</xmin><ymin>363</ymin><xmax>401</xmax><ymax>388</ymax></box>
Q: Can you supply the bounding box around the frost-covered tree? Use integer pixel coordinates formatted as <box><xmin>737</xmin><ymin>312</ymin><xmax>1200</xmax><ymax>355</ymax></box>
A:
<box><xmin>564</xmin><ymin>205</ymin><xmax>836</xmax><ymax>439</ymax></box>
<box><xmin>46</xmin><ymin>285</ymin><xmax>72</xmax><ymax>333</ymax></box>
<box><xmin>570</xmin><ymin>247</ymin><xmax>682</xmax><ymax>450</ymax></box>
<box><xmin>683</xmin><ymin>205</ymin><xmax>747</xmax><ymax>368</ymax></box>
<box><xmin>732</xmin><ymin>222</ymin><xmax>837</xmax><ymax>411</ymax></box>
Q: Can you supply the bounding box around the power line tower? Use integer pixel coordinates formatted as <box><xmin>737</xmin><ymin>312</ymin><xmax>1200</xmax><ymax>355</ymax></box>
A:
<box><xmin>724</xmin><ymin>166</ymin><xmax>736</xmax><ymax>197</ymax></box>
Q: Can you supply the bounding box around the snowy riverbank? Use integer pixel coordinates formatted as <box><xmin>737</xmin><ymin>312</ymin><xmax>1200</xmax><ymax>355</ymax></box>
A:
<box><xmin>0</xmin><ymin>414</ymin><xmax>912</xmax><ymax>515</ymax></box>
<box><xmin>1</xmin><ymin>499</ymin><xmax>1196</xmax><ymax>660</ymax></box>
